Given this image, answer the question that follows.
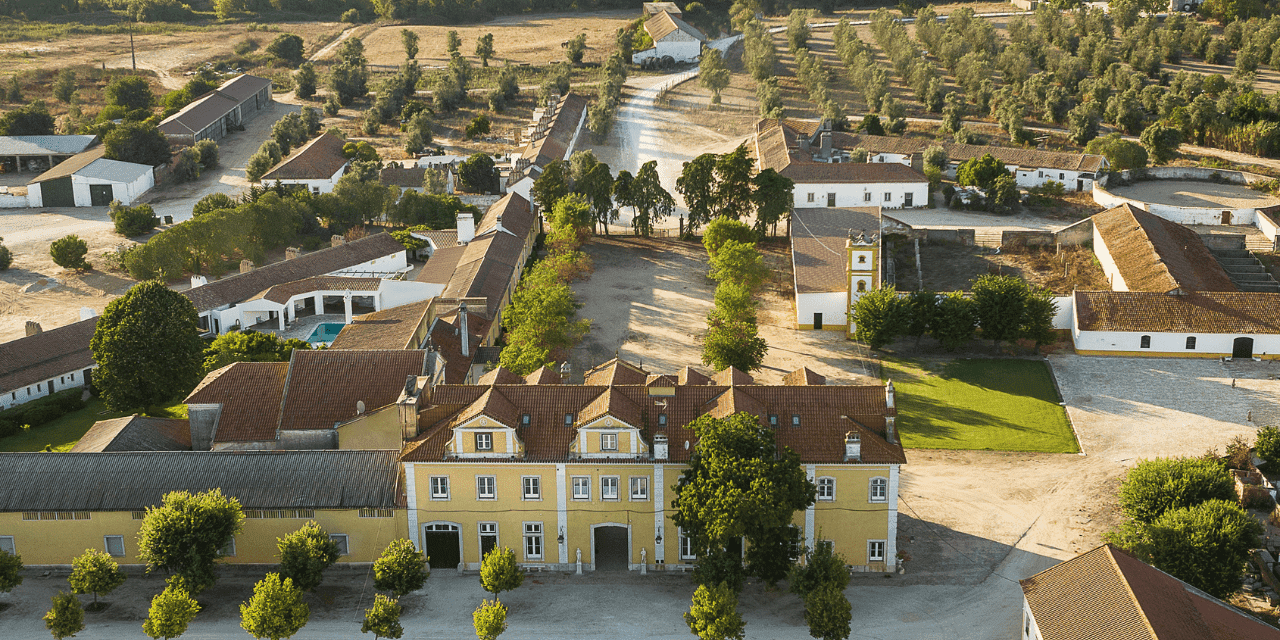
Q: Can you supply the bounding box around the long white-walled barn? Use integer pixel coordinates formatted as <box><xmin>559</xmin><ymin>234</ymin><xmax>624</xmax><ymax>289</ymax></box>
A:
<box><xmin>1071</xmin><ymin>290</ymin><xmax>1280</xmax><ymax>359</ymax></box>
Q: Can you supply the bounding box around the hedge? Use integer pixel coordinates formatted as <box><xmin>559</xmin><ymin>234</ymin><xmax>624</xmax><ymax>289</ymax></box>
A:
<box><xmin>0</xmin><ymin>388</ymin><xmax>88</xmax><ymax>439</ymax></box>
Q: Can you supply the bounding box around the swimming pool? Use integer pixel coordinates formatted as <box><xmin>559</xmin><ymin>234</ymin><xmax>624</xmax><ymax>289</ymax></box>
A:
<box><xmin>307</xmin><ymin>322</ymin><xmax>345</xmax><ymax>344</ymax></box>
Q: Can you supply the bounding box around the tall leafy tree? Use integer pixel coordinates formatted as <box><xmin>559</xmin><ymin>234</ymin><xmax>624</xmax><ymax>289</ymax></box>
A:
<box><xmin>446</xmin><ymin>30</ymin><xmax>462</xmax><ymax>57</ymax></box>
<box><xmin>103</xmin><ymin>122</ymin><xmax>171</xmax><ymax>167</ymax></box>
<box><xmin>142</xmin><ymin>586</ymin><xmax>200</xmax><ymax>640</ymax></box>
<box><xmin>699</xmin><ymin>46</ymin><xmax>731</xmax><ymax>105</ymax></box>
<box><xmin>476</xmin><ymin>33</ymin><xmax>495</xmax><ymax>67</ymax></box>
<box><xmin>713</xmin><ymin>146</ymin><xmax>754</xmax><ymax>219</ymax></box>
<box><xmin>104</xmin><ymin>75</ymin><xmax>154</xmax><ymax>112</ymax></box>
<box><xmin>43</xmin><ymin>592</ymin><xmax>84</xmax><ymax>640</ymax></box>
<box><xmin>575</xmin><ymin>162</ymin><xmax>616</xmax><ymax>234</ymax></box>
<box><xmin>677</xmin><ymin>154</ymin><xmax>718</xmax><ymax>232</ymax></box>
<box><xmin>266</xmin><ymin>34</ymin><xmax>305</xmax><ymax>66</ymax></box>
<box><xmin>295</xmin><ymin>63</ymin><xmax>317</xmax><ymax>100</ymax></box>
<box><xmin>709</xmin><ymin>240</ymin><xmax>768</xmax><ymax>291</ymax></box>
<box><xmin>91</xmin><ymin>281</ymin><xmax>205</xmax><ymax>411</ymax></box>
<box><xmin>531</xmin><ymin>160</ymin><xmax>570</xmax><ymax>212</ymax></box>
<box><xmin>970</xmin><ymin>274</ymin><xmax>1029</xmax><ymax>350</ymax></box>
<box><xmin>1139</xmin><ymin>121</ymin><xmax>1182</xmax><ymax>165</ymax></box>
<box><xmin>955</xmin><ymin>154</ymin><xmax>1008</xmax><ymax>190</ymax></box>
<box><xmin>372</xmin><ymin>539</ymin><xmax>428</xmax><ymax>596</ymax></box>
<box><xmin>904</xmin><ymin>290</ymin><xmax>938</xmax><ymax>347</ymax></box>
<box><xmin>1085</xmin><ymin>133</ymin><xmax>1147</xmax><ymax>170</ymax></box>
<box><xmin>401</xmin><ymin>29</ymin><xmax>419</xmax><ymax>60</ymax></box>
<box><xmin>479</xmin><ymin>547</ymin><xmax>525</xmax><ymax>602</ymax></box>
<box><xmin>750</xmin><ymin>168</ymin><xmax>793</xmax><ymax>237</ymax></box>
<box><xmin>69</xmin><ymin>548</ymin><xmax>126</xmax><ymax>606</ymax></box>
<box><xmin>203</xmin><ymin>330</ymin><xmax>310</xmax><ymax>375</ymax></box>
<box><xmin>852</xmin><ymin>285</ymin><xmax>907</xmax><ymax>349</ymax></box>
<box><xmin>458</xmin><ymin>153</ymin><xmax>496</xmax><ymax>194</ymax></box>
<box><xmin>361</xmin><ymin>594</ymin><xmax>403</xmax><ymax>640</ymax></box>
<box><xmin>0</xmin><ymin>547</ymin><xmax>22</xmax><ymax>594</ymax></box>
<box><xmin>673</xmin><ymin>413</ymin><xmax>816</xmax><ymax>589</ymax></box>
<box><xmin>702</xmin><ymin>219</ymin><xmax>756</xmax><ymax>258</ymax></box>
<box><xmin>137</xmin><ymin>489</ymin><xmax>245</xmax><ymax>595</ymax></box>
<box><xmin>789</xmin><ymin>540</ymin><xmax>850</xmax><ymax>598</ymax></box>
<box><xmin>1118</xmin><ymin>458</ymin><xmax>1235</xmax><ymax>524</ymax></box>
<box><xmin>0</xmin><ymin>101</ymin><xmax>54</xmax><ymax>135</ymax></box>
<box><xmin>240</xmin><ymin>573</ymin><xmax>309</xmax><ymax>640</ymax></box>
<box><xmin>930</xmin><ymin>291</ymin><xmax>976</xmax><ymax>351</ymax></box>
<box><xmin>277</xmin><ymin>521</ymin><xmax>341</xmax><ymax>592</ymax></box>
<box><xmin>702</xmin><ymin>317</ymin><xmax>767</xmax><ymax>373</ymax></box>
<box><xmin>684</xmin><ymin>582</ymin><xmax>746</xmax><ymax>640</ymax></box>
<box><xmin>549</xmin><ymin>193</ymin><xmax>594</xmax><ymax>231</ymax></box>
<box><xmin>628</xmin><ymin>160</ymin><xmax>674</xmax><ymax>237</ymax></box>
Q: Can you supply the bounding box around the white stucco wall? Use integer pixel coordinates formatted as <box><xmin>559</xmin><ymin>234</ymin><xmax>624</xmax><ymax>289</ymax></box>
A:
<box><xmin>1022</xmin><ymin>599</ymin><xmax>1043</xmax><ymax>640</ymax></box>
<box><xmin>72</xmin><ymin>169</ymin><xmax>154</xmax><ymax>206</ymax></box>
<box><xmin>25</xmin><ymin>182</ymin><xmax>42</xmax><ymax>207</ymax></box>
<box><xmin>0</xmin><ymin>367</ymin><xmax>94</xmax><ymax>410</ymax></box>
<box><xmin>380</xmin><ymin>280</ymin><xmax>445</xmax><ymax>308</ymax></box>
<box><xmin>1091</xmin><ymin>226</ymin><xmax>1128</xmax><ymax>291</ymax></box>
<box><xmin>1093</xmin><ymin>183</ymin><xmax>1260</xmax><ymax>226</ymax></box>
<box><xmin>275</xmin><ymin>165</ymin><xmax>347</xmax><ymax>195</ymax></box>
<box><xmin>634</xmin><ymin>31</ymin><xmax>702</xmax><ymax>63</ymax></box>
<box><xmin>329</xmin><ymin>250</ymin><xmax>409</xmax><ymax>277</ymax></box>
<box><xmin>1073</xmin><ymin>327</ymin><xmax>1280</xmax><ymax>357</ymax></box>
<box><xmin>868</xmin><ymin>153</ymin><xmax>912</xmax><ymax>166</ymax></box>
<box><xmin>795</xmin><ymin>291</ymin><xmax>848</xmax><ymax>329</ymax></box>
<box><xmin>793</xmin><ymin>181</ymin><xmax>928</xmax><ymax>209</ymax></box>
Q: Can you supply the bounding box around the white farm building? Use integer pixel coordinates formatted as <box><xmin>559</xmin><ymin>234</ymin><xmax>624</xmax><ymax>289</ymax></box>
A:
<box><xmin>756</xmin><ymin>119</ymin><xmax>929</xmax><ymax>209</ymax></box>
<box><xmin>25</xmin><ymin>146</ymin><xmax>154</xmax><ymax>208</ymax></box>
<box><xmin>633</xmin><ymin>10</ymin><xmax>706</xmax><ymax>64</ymax></box>
<box><xmin>260</xmin><ymin>133</ymin><xmax>349</xmax><ymax>194</ymax></box>
<box><xmin>790</xmin><ymin>207</ymin><xmax>882</xmax><ymax>332</ymax></box>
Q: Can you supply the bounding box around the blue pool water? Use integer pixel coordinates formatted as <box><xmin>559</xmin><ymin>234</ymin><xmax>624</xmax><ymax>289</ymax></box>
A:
<box><xmin>307</xmin><ymin>322</ymin><xmax>345</xmax><ymax>343</ymax></box>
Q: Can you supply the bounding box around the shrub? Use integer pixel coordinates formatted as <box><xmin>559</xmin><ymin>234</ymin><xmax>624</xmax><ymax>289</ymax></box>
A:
<box><xmin>172</xmin><ymin>147</ymin><xmax>202</xmax><ymax>183</ymax></box>
<box><xmin>110</xmin><ymin>202</ymin><xmax>158</xmax><ymax>237</ymax></box>
<box><xmin>0</xmin><ymin>240</ymin><xmax>11</xmax><ymax>270</ymax></box>
<box><xmin>1118</xmin><ymin>457</ymin><xmax>1234</xmax><ymax>524</ymax></box>
<box><xmin>193</xmin><ymin>193</ymin><xmax>235</xmax><ymax>216</ymax></box>
<box><xmin>193</xmin><ymin>139</ymin><xmax>219</xmax><ymax>169</ymax></box>
<box><xmin>1256</xmin><ymin>426</ymin><xmax>1280</xmax><ymax>465</ymax></box>
<box><xmin>50</xmin><ymin>234</ymin><xmax>90</xmax><ymax>270</ymax></box>
<box><xmin>465</xmin><ymin>114</ymin><xmax>491</xmax><ymax>140</ymax></box>
<box><xmin>341</xmin><ymin>8</ymin><xmax>361</xmax><ymax>22</ymax></box>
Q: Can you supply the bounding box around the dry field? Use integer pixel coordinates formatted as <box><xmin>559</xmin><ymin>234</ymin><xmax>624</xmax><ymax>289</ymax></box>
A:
<box><xmin>361</xmin><ymin>11</ymin><xmax>638</xmax><ymax>68</ymax></box>
<box><xmin>891</xmin><ymin>241</ymin><xmax>1108</xmax><ymax>294</ymax></box>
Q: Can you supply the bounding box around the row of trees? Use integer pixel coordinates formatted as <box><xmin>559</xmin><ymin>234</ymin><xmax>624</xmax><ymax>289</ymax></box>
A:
<box><xmin>531</xmin><ymin>151</ymin><xmax>673</xmax><ymax>236</ymax></box>
<box><xmin>587</xmin><ymin>51</ymin><xmax>629</xmax><ymax>142</ymax></box>
<box><xmin>852</xmin><ymin>275</ymin><xmax>1056</xmax><ymax>352</ymax></box>
<box><xmin>498</xmin><ymin>192</ymin><xmax>594</xmax><ymax>375</ymax></box>
<box><xmin>676</xmin><ymin>144</ymin><xmax>793</xmax><ymax>236</ymax></box>
<box><xmin>700</xmin><ymin>220</ymin><xmax>770</xmax><ymax>373</ymax></box>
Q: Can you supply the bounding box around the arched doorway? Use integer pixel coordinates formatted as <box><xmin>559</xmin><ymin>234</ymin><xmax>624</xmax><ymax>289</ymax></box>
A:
<box><xmin>422</xmin><ymin>522</ymin><xmax>462</xmax><ymax>571</ymax></box>
<box><xmin>592</xmin><ymin>524</ymin><xmax>630</xmax><ymax>571</ymax></box>
<box><xmin>1233</xmin><ymin>337</ymin><xmax>1254</xmax><ymax>359</ymax></box>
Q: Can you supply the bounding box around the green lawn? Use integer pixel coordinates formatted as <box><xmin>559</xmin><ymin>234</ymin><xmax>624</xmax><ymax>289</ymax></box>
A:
<box><xmin>0</xmin><ymin>399</ymin><xmax>188</xmax><ymax>453</ymax></box>
<box><xmin>882</xmin><ymin>357</ymin><xmax>1079</xmax><ymax>453</ymax></box>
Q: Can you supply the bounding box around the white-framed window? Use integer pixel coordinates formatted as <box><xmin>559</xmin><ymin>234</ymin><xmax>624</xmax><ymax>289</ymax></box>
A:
<box><xmin>221</xmin><ymin>536</ymin><xmax>237</xmax><ymax>557</ymax></box>
<box><xmin>601</xmin><ymin>476</ymin><xmax>620</xmax><ymax>501</ymax></box>
<box><xmin>868</xmin><ymin>540</ymin><xmax>886</xmax><ymax>562</ymax></box>
<box><xmin>600</xmin><ymin>433</ymin><xmax>618</xmax><ymax>451</ymax></box>
<box><xmin>0</xmin><ymin>536</ymin><xmax>14</xmax><ymax>555</ymax></box>
<box><xmin>870</xmin><ymin>477</ymin><xmax>888</xmax><ymax>503</ymax></box>
<box><xmin>679</xmin><ymin>529</ymin><xmax>696</xmax><ymax>560</ymax></box>
<box><xmin>477</xmin><ymin>475</ymin><xmax>497</xmax><ymax>500</ymax></box>
<box><xmin>630</xmin><ymin>476</ymin><xmax>649</xmax><ymax>500</ymax></box>
<box><xmin>523</xmin><ymin>522</ymin><xmax>544</xmax><ymax>560</ymax></box>
<box><xmin>430</xmin><ymin>476</ymin><xmax>450</xmax><ymax>500</ymax></box>
<box><xmin>475</xmin><ymin>432</ymin><xmax>493</xmax><ymax>451</ymax></box>
<box><xmin>572</xmin><ymin>476</ymin><xmax>591</xmax><ymax>500</ymax></box>
<box><xmin>104</xmin><ymin>535</ymin><xmax>125</xmax><ymax>557</ymax></box>
<box><xmin>863</xmin><ymin>192</ymin><xmax>872</xmax><ymax>202</ymax></box>
<box><xmin>330</xmin><ymin>534</ymin><xmax>349</xmax><ymax>556</ymax></box>
<box><xmin>522</xmin><ymin>476</ymin><xmax>541</xmax><ymax>500</ymax></box>
<box><xmin>807</xmin><ymin>192</ymin><xmax>815</xmax><ymax>202</ymax></box>
<box><xmin>883</xmin><ymin>192</ymin><xmax>891</xmax><ymax>202</ymax></box>
<box><xmin>817</xmin><ymin>477</ymin><xmax>835</xmax><ymax>501</ymax></box>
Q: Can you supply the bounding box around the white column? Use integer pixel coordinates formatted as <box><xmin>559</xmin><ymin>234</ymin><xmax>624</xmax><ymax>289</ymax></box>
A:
<box><xmin>343</xmin><ymin>291</ymin><xmax>353</xmax><ymax>324</ymax></box>
<box><xmin>277</xmin><ymin>309</ymin><xmax>285</xmax><ymax>331</ymax></box>
<box><xmin>653</xmin><ymin>464</ymin><xmax>665</xmax><ymax>563</ymax></box>
<box><xmin>404</xmin><ymin>463</ymin><xmax>420</xmax><ymax>550</ymax></box>
<box><xmin>556</xmin><ymin>464</ymin><xmax>568</xmax><ymax>565</ymax></box>
<box><xmin>804</xmin><ymin>464</ymin><xmax>816</xmax><ymax>556</ymax></box>
<box><xmin>313</xmin><ymin>293</ymin><xmax>324</xmax><ymax>315</ymax></box>
<box><xmin>887</xmin><ymin>464</ymin><xmax>900</xmax><ymax>570</ymax></box>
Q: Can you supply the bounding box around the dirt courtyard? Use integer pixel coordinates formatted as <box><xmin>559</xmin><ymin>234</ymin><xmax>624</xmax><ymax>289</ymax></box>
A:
<box><xmin>569</xmin><ymin>237</ymin><xmax>879</xmax><ymax>385</ymax></box>
<box><xmin>1107</xmin><ymin>179</ymin><xmax>1280</xmax><ymax>210</ymax></box>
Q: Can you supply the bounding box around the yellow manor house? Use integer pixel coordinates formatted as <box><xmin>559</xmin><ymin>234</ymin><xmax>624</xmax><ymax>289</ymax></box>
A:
<box><xmin>394</xmin><ymin>358</ymin><xmax>907</xmax><ymax>573</ymax></box>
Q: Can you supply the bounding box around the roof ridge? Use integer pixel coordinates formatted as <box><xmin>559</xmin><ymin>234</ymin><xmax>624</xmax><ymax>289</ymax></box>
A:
<box><xmin>1104</xmin><ymin>545</ymin><xmax>1161</xmax><ymax>640</ymax></box>
<box><xmin>275</xmin><ymin>348</ymin><xmax>300</xmax><ymax>437</ymax></box>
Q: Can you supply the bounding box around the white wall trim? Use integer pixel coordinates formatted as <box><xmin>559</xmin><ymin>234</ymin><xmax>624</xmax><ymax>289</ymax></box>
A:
<box><xmin>556</xmin><ymin>463</ymin><xmax>568</xmax><ymax>564</ymax></box>
<box><xmin>805</xmin><ymin>464</ymin><xmax>816</xmax><ymax>553</ymax></box>
<box><xmin>887</xmin><ymin>464</ymin><xmax>900</xmax><ymax>570</ymax></box>
<box><xmin>404</xmin><ymin>463</ymin><xmax>419</xmax><ymax>550</ymax></box>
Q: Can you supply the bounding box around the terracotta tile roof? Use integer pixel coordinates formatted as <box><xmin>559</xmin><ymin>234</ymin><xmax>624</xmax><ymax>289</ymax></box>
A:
<box><xmin>525</xmin><ymin>366</ymin><xmax>563</xmax><ymax>385</ymax></box>
<box><xmin>1074</xmin><ymin>291</ymin><xmax>1280</xmax><ymax>334</ymax></box>
<box><xmin>584</xmin><ymin>358</ymin><xmax>650</xmax><ymax>386</ymax></box>
<box><xmin>477</xmin><ymin>367</ymin><xmax>526</xmax><ymax>385</ymax></box>
<box><xmin>706</xmin><ymin>387</ymin><xmax>767</xmax><ymax>421</ymax></box>
<box><xmin>185</xmin><ymin>361</ymin><xmax>290</xmax><ymax>443</ymax></box>
<box><xmin>520</xmin><ymin>93</ymin><xmax>589</xmax><ymax>168</ymax></box>
<box><xmin>1093</xmin><ymin>204</ymin><xmax>1237</xmax><ymax>293</ymax></box>
<box><xmin>579</xmin><ymin>386</ymin><xmax>644</xmax><ymax>426</ymax></box>
<box><xmin>755</xmin><ymin>120</ymin><xmax>929</xmax><ymax>184</ymax></box>
<box><xmin>776</xmin><ymin>119</ymin><xmax>1107</xmax><ymax>173</ymax></box>
<box><xmin>329</xmin><ymin>299</ymin><xmax>434</xmax><ymax>350</ymax></box>
<box><xmin>380</xmin><ymin>165</ymin><xmax>427</xmax><ymax>188</ymax></box>
<box><xmin>69</xmin><ymin>415</ymin><xmax>192</xmax><ymax>452</ymax></box>
<box><xmin>645</xmin><ymin>10</ymin><xmax>705</xmax><ymax>42</ymax></box>
<box><xmin>1021</xmin><ymin>544</ymin><xmax>1280</xmax><ymax>640</ymax></box>
<box><xmin>426</xmin><ymin>314</ymin><xmax>490</xmax><ymax>384</ymax></box>
<box><xmin>0</xmin><ymin>317</ymin><xmax>97</xmax><ymax>394</ymax></box>
<box><xmin>678</xmin><ymin>366</ymin><xmax>713</xmax><ymax>386</ymax></box>
<box><xmin>454</xmin><ymin>386</ymin><xmax>522</xmax><ymax>427</ymax></box>
<box><xmin>784</xmin><ymin>367</ymin><xmax>827</xmax><ymax>385</ymax></box>
<box><xmin>792</xmin><ymin>207</ymin><xmax>881</xmax><ymax>294</ymax></box>
<box><xmin>416</xmin><ymin>229</ymin><xmax>459</xmax><ymax>251</ymax></box>
<box><xmin>417</xmin><ymin>194</ymin><xmax>535</xmax><ymax>311</ymax></box>
<box><xmin>713</xmin><ymin>366</ymin><xmax>754</xmax><ymax>386</ymax></box>
<box><xmin>415</xmin><ymin>245</ymin><xmax>466</xmax><ymax>285</ymax></box>
<box><xmin>183</xmin><ymin>233</ymin><xmax>406</xmax><ymax>312</ymax></box>
<box><xmin>402</xmin><ymin>372</ymin><xmax>903</xmax><ymax>465</ymax></box>
<box><xmin>248</xmin><ymin>276</ymin><xmax>382</xmax><ymax>303</ymax></box>
<box><xmin>278</xmin><ymin>350</ymin><xmax>429</xmax><ymax>431</ymax></box>
<box><xmin>262</xmin><ymin>134</ymin><xmax>349</xmax><ymax>182</ymax></box>
<box><xmin>646</xmin><ymin>374</ymin><xmax>679</xmax><ymax>386</ymax></box>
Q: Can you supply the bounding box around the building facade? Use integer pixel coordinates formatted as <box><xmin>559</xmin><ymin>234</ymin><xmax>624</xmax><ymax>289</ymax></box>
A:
<box><xmin>633</xmin><ymin>11</ymin><xmax>706</xmax><ymax>64</ymax></box>
<box><xmin>790</xmin><ymin>207</ymin><xmax>882</xmax><ymax>331</ymax></box>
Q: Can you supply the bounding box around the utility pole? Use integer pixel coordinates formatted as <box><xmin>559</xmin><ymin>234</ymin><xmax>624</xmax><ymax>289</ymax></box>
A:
<box><xmin>130</xmin><ymin>22</ymin><xmax>137</xmax><ymax>72</ymax></box>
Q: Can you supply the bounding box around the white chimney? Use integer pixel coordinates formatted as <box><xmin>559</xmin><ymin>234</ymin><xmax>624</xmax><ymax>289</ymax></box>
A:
<box><xmin>459</xmin><ymin>302</ymin><xmax>470</xmax><ymax>358</ymax></box>
<box><xmin>457</xmin><ymin>212</ymin><xmax>475</xmax><ymax>244</ymax></box>
<box><xmin>886</xmin><ymin>380</ymin><xmax>895</xmax><ymax>410</ymax></box>
<box><xmin>190</xmin><ymin>275</ymin><xmax>207</xmax><ymax>289</ymax></box>
<box><xmin>79</xmin><ymin>307</ymin><xmax>96</xmax><ymax>321</ymax></box>
<box><xmin>653</xmin><ymin>434</ymin><xmax>668</xmax><ymax>461</ymax></box>
<box><xmin>844</xmin><ymin>432</ymin><xmax>861</xmax><ymax>461</ymax></box>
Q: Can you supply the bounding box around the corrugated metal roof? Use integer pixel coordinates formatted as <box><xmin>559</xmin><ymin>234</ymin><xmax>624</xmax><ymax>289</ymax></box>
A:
<box><xmin>0</xmin><ymin>135</ymin><xmax>97</xmax><ymax>156</ymax></box>
<box><xmin>78</xmin><ymin>158</ymin><xmax>153</xmax><ymax>183</ymax></box>
<box><xmin>0</xmin><ymin>450</ymin><xmax>400</xmax><ymax>511</ymax></box>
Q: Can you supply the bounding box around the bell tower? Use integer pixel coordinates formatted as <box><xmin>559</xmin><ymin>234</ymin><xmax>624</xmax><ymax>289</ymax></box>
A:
<box><xmin>846</xmin><ymin>229</ymin><xmax>881</xmax><ymax>339</ymax></box>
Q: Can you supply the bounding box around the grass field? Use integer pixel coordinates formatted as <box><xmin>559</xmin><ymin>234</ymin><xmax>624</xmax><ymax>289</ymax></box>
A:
<box><xmin>883</xmin><ymin>357</ymin><xmax>1078</xmax><ymax>453</ymax></box>
<box><xmin>0</xmin><ymin>399</ymin><xmax>187</xmax><ymax>453</ymax></box>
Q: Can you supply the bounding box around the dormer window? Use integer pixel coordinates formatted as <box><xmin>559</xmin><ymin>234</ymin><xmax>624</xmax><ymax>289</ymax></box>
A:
<box><xmin>521</xmin><ymin>414</ymin><xmax>531</xmax><ymax>427</ymax></box>
<box><xmin>564</xmin><ymin>413</ymin><xmax>574</xmax><ymax>426</ymax></box>
<box><xmin>657</xmin><ymin>413</ymin><xmax>668</xmax><ymax>428</ymax></box>
<box><xmin>475</xmin><ymin>432</ymin><xmax>493</xmax><ymax>451</ymax></box>
<box><xmin>601</xmin><ymin>433</ymin><xmax>618</xmax><ymax>451</ymax></box>
<box><xmin>791</xmin><ymin>414</ymin><xmax>801</xmax><ymax>427</ymax></box>
<box><xmin>768</xmin><ymin>414</ymin><xmax>778</xmax><ymax>427</ymax></box>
